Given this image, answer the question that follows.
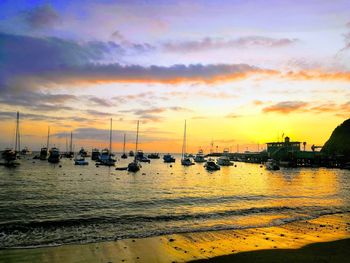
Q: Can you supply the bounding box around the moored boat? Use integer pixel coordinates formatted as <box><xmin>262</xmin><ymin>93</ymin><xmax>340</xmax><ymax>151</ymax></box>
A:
<box><xmin>204</xmin><ymin>158</ymin><xmax>221</xmax><ymax>171</ymax></box>
<box><xmin>181</xmin><ymin>120</ymin><xmax>194</xmax><ymax>166</ymax></box>
<box><xmin>63</xmin><ymin>132</ymin><xmax>74</xmax><ymax>158</ymax></box>
<box><xmin>40</xmin><ymin>126</ymin><xmax>50</xmax><ymax>160</ymax></box>
<box><xmin>217</xmin><ymin>155</ymin><xmax>233</xmax><ymax>166</ymax></box>
<box><xmin>147</xmin><ymin>153</ymin><xmax>160</xmax><ymax>159</ymax></box>
<box><xmin>20</xmin><ymin>147</ymin><xmax>32</xmax><ymax>155</ymax></box>
<box><xmin>265</xmin><ymin>159</ymin><xmax>280</xmax><ymax>170</ymax></box>
<box><xmin>127</xmin><ymin>160</ymin><xmax>141</xmax><ymax>172</ymax></box>
<box><xmin>48</xmin><ymin>147</ymin><xmax>60</xmax><ymax>163</ymax></box>
<box><xmin>127</xmin><ymin>120</ymin><xmax>141</xmax><ymax>172</ymax></box>
<box><xmin>78</xmin><ymin>147</ymin><xmax>88</xmax><ymax>157</ymax></box>
<box><xmin>98</xmin><ymin>119</ymin><xmax>116</xmax><ymax>166</ymax></box>
<box><xmin>39</xmin><ymin>147</ymin><xmax>48</xmax><ymax>160</ymax></box>
<box><xmin>91</xmin><ymin>148</ymin><xmax>100</xmax><ymax>161</ymax></box>
<box><xmin>136</xmin><ymin>150</ymin><xmax>151</xmax><ymax>163</ymax></box>
<box><xmin>163</xmin><ymin>154</ymin><xmax>175</xmax><ymax>163</ymax></box>
<box><xmin>194</xmin><ymin>149</ymin><xmax>206</xmax><ymax>163</ymax></box>
<box><xmin>121</xmin><ymin>133</ymin><xmax>128</xmax><ymax>159</ymax></box>
<box><xmin>74</xmin><ymin>155</ymin><xmax>89</xmax><ymax>165</ymax></box>
<box><xmin>99</xmin><ymin>148</ymin><xmax>116</xmax><ymax>166</ymax></box>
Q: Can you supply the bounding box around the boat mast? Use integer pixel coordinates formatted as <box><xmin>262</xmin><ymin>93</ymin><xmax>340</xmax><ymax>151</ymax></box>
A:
<box><xmin>65</xmin><ymin>134</ymin><xmax>68</xmax><ymax>153</ymax></box>
<box><xmin>182</xmin><ymin>120</ymin><xmax>186</xmax><ymax>158</ymax></box>
<box><xmin>70</xmin><ymin>131</ymin><xmax>73</xmax><ymax>153</ymax></box>
<box><xmin>14</xmin><ymin>111</ymin><xmax>20</xmax><ymax>153</ymax></box>
<box><xmin>123</xmin><ymin>133</ymin><xmax>126</xmax><ymax>154</ymax></box>
<box><xmin>46</xmin><ymin>126</ymin><xmax>50</xmax><ymax>152</ymax></box>
<box><xmin>109</xmin><ymin>118</ymin><xmax>112</xmax><ymax>154</ymax></box>
<box><xmin>135</xmin><ymin>120</ymin><xmax>139</xmax><ymax>160</ymax></box>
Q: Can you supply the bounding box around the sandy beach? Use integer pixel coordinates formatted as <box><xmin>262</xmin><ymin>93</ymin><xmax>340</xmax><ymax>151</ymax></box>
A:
<box><xmin>0</xmin><ymin>212</ymin><xmax>349</xmax><ymax>263</ymax></box>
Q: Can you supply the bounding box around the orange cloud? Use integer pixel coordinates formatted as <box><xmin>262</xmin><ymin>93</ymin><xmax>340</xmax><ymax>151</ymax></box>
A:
<box><xmin>282</xmin><ymin>71</ymin><xmax>350</xmax><ymax>82</ymax></box>
<box><xmin>263</xmin><ymin>101</ymin><xmax>309</xmax><ymax>114</ymax></box>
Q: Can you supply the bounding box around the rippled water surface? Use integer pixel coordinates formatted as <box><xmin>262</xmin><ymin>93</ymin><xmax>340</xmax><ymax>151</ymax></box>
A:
<box><xmin>0</xmin><ymin>154</ymin><xmax>349</xmax><ymax>248</ymax></box>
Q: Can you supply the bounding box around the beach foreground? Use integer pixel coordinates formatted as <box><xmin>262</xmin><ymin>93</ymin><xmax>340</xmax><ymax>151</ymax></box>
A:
<box><xmin>1</xmin><ymin>213</ymin><xmax>349</xmax><ymax>263</ymax></box>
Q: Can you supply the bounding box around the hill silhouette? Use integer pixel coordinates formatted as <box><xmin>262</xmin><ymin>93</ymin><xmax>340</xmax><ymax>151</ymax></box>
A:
<box><xmin>321</xmin><ymin>118</ymin><xmax>350</xmax><ymax>158</ymax></box>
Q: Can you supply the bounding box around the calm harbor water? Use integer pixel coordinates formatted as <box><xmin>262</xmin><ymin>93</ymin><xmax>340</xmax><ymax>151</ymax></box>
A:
<box><xmin>0</xmin><ymin>154</ymin><xmax>349</xmax><ymax>248</ymax></box>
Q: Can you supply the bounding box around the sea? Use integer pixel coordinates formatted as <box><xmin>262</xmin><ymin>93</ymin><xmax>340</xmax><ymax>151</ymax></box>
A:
<box><xmin>0</xmin><ymin>154</ymin><xmax>349</xmax><ymax>248</ymax></box>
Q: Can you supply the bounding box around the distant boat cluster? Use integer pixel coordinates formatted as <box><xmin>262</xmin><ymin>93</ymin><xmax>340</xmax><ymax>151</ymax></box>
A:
<box><xmin>2</xmin><ymin>111</ymin><xmax>348</xmax><ymax>171</ymax></box>
<box><xmin>0</xmin><ymin>112</ymin><xmax>246</xmax><ymax>172</ymax></box>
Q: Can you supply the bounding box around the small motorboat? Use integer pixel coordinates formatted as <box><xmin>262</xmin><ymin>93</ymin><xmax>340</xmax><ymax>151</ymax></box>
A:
<box><xmin>147</xmin><ymin>153</ymin><xmax>160</xmax><ymax>159</ymax></box>
<box><xmin>74</xmin><ymin>155</ymin><xmax>89</xmax><ymax>165</ymax></box>
<box><xmin>91</xmin><ymin>148</ymin><xmax>100</xmax><ymax>161</ymax></box>
<box><xmin>163</xmin><ymin>154</ymin><xmax>176</xmax><ymax>163</ymax></box>
<box><xmin>115</xmin><ymin>166</ymin><xmax>128</xmax><ymax>171</ymax></box>
<box><xmin>79</xmin><ymin>147</ymin><xmax>89</xmax><ymax>157</ymax></box>
<box><xmin>194</xmin><ymin>149</ymin><xmax>206</xmax><ymax>163</ymax></box>
<box><xmin>48</xmin><ymin>147</ymin><xmax>60</xmax><ymax>163</ymax></box>
<box><xmin>98</xmin><ymin>148</ymin><xmax>116</xmax><ymax>166</ymax></box>
<box><xmin>181</xmin><ymin>157</ymin><xmax>194</xmax><ymax>166</ymax></box>
<box><xmin>39</xmin><ymin>147</ymin><xmax>48</xmax><ymax>160</ymax></box>
<box><xmin>217</xmin><ymin>156</ymin><xmax>233</xmax><ymax>166</ymax></box>
<box><xmin>204</xmin><ymin>158</ymin><xmax>220</xmax><ymax>171</ymax></box>
<box><xmin>265</xmin><ymin>159</ymin><xmax>280</xmax><ymax>170</ymax></box>
<box><xmin>20</xmin><ymin>147</ymin><xmax>32</xmax><ymax>155</ymax></box>
<box><xmin>129</xmin><ymin>151</ymin><xmax>135</xmax><ymax>157</ymax></box>
<box><xmin>0</xmin><ymin>148</ymin><xmax>19</xmax><ymax>167</ymax></box>
<box><xmin>136</xmin><ymin>150</ymin><xmax>150</xmax><ymax>163</ymax></box>
<box><xmin>127</xmin><ymin>161</ymin><xmax>141</xmax><ymax>172</ymax></box>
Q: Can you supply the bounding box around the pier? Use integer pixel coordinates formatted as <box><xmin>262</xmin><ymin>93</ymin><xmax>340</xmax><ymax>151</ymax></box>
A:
<box><xmin>207</xmin><ymin>136</ymin><xmax>348</xmax><ymax>168</ymax></box>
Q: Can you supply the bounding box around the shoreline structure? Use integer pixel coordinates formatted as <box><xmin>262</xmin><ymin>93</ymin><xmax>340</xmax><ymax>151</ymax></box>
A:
<box><xmin>1</xmin><ymin>212</ymin><xmax>349</xmax><ymax>262</ymax></box>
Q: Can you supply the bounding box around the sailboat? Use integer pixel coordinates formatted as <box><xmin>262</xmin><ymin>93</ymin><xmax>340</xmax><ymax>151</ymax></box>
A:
<box><xmin>45</xmin><ymin>127</ymin><xmax>60</xmax><ymax>163</ymax></box>
<box><xmin>121</xmin><ymin>133</ymin><xmax>127</xmax><ymax>159</ymax></box>
<box><xmin>39</xmin><ymin>127</ymin><xmax>50</xmax><ymax>160</ymax></box>
<box><xmin>181</xmin><ymin>120</ymin><xmax>194</xmax><ymax>166</ymax></box>
<box><xmin>127</xmin><ymin>120</ymin><xmax>142</xmax><ymax>172</ymax></box>
<box><xmin>68</xmin><ymin>132</ymin><xmax>74</xmax><ymax>158</ymax></box>
<box><xmin>64</xmin><ymin>132</ymin><xmax>74</xmax><ymax>158</ymax></box>
<box><xmin>1</xmin><ymin>111</ymin><xmax>20</xmax><ymax>167</ymax></box>
<box><xmin>98</xmin><ymin>118</ymin><xmax>116</xmax><ymax>166</ymax></box>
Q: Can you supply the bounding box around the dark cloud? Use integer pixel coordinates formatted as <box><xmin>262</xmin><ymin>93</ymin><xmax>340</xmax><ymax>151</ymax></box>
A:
<box><xmin>0</xmin><ymin>111</ymin><xmax>90</xmax><ymax>123</ymax></box>
<box><xmin>54</xmin><ymin>127</ymin><xmax>174</xmax><ymax>143</ymax></box>
<box><xmin>0</xmin><ymin>32</ymin><xmax>264</xmax><ymax>92</ymax></box>
<box><xmin>262</xmin><ymin>101</ymin><xmax>308</xmax><ymax>114</ymax></box>
<box><xmin>262</xmin><ymin>101</ymin><xmax>350</xmax><ymax>116</ymax></box>
<box><xmin>85</xmin><ymin>110</ymin><xmax>115</xmax><ymax>117</ymax></box>
<box><xmin>0</xmin><ymin>92</ymin><xmax>76</xmax><ymax>112</ymax></box>
<box><xmin>89</xmin><ymin>97</ymin><xmax>115</xmax><ymax>107</ymax></box>
<box><xmin>111</xmin><ymin>30</ymin><xmax>125</xmax><ymax>42</ymax></box>
<box><xmin>123</xmin><ymin>106</ymin><xmax>192</xmax><ymax>122</ymax></box>
<box><xmin>23</xmin><ymin>5</ymin><xmax>61</xmax><ymax>29</ymax></box>
<box><xmin>163</xmin><ymin>36</ymin><xmax>299</xmax><ymax>52</ymax></box>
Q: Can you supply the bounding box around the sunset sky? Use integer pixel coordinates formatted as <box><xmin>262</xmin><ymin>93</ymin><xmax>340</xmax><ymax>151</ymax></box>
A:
<box><xmin>0</xmin><ymin>0</ymin><xmax>349</xmax><ymax>153</ymax></box>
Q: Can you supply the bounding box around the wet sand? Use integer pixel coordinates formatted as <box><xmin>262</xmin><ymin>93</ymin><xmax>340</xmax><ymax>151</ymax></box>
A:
<box><xmin>1</xmin><ymin>213</ymin><xmax>349</xmax><ymax>263</ymax></box>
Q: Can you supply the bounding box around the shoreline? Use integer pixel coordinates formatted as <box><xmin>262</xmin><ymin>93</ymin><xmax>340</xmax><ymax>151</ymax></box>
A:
<box><xmin>1</xmin><ymin>213</ymin><xmax>349</xmax><ymax>262</ymax></box>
